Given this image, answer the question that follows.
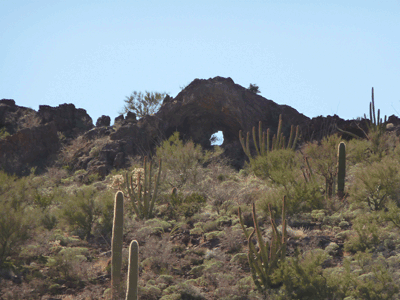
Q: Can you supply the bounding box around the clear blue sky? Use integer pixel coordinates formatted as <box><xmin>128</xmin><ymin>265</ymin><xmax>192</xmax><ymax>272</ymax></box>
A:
<box><xmin>1</xmin><ymin>1</ymin><xmax>399</xmax><ymax>125</ymax></box>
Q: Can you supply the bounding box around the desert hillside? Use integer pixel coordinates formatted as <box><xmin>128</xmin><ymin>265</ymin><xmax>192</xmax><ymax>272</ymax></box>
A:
<box><xmin>1</xmin><ymin>78</ymin><xmax>400</xmax><ymax>299</ymax></box>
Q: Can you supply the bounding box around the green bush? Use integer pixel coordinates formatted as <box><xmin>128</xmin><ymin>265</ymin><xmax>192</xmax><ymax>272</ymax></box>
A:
<box><xmin>331</xmin><ymin>253</ymin><xmax>400</xmax><ymax>300</ymax></box>
<box><xmin>0</xmin><ymin>199</ymin><xmax>30</xmax><ymax>266</ymax></box>
<box><xmin>0</xmin><ymin>171</ymin><xmax>33</xmax><ymax>266</ymax></box>
<box><xmin>273</xmin><ymin>249</ymin><xmax>338</xmax><ymax>300</ymax></box>
<box><xmin>156</xmin><ymin>131</ymin><xmax>220</xmax><ymax>188</ymax></box>
<box><xmin>165</xmin><ymin>191</ymin><xmax>206</xmax><ymax>220</ymax></box>
<box><xmin>350</xmin><ymin>157</ymin><xmax>400</xmax><ymax>211</ymax></box>
<box><xmin>344</xmin><ymin>212</ymin><xmax>383</xmax><ymax>253</ymax></box>
<box><xmin>251</xmin><ymin>148</ymin><xmax>299</xmax><ymax>186</ymax></box>
<box><xmin>304</xmin><ymin>134</ymin><xmax>342</xmax><ymax>198</ymax></box>
<box><xmin>62</xmin><ymin>187</ymin><xmax>113</xmax><ymax>240</ymax></box>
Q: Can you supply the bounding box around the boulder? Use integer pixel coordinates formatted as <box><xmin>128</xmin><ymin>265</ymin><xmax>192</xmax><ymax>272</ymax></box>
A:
<box><xmin>38</xmin><ymin>103</ymin><xmax>93</xmax><ymax>137</ymax></box>
<box><xmin>0</xmin><ymin>122</ymin><xmax>60</xmax><ymax>175</ymax></box>
<box><xmin>96</xmin><ymin>115</ymin><xmax>111</xmax><ymax>127</ymax></box>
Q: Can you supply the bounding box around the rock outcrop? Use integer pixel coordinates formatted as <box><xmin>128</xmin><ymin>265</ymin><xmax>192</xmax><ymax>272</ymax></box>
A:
<box><xmin>157</xmin><ymin>77</ymin><xmax>309</xmax><ymax>148</ymax></box>
<box><xmin>38</xmin><ymin>103</ymin><xmax>93</xmax><ymax>137</ymax></box>
<box><xmin>96</xmin><ymin>115</ymin><xmax>111</xmax><ymax>127</ymax></box>
<box><xmin>1</xmin><ymin>76</ymin><xmax>393</xmax><ymax>177</ymax></box>
<box><xmin>108</xmin><ymin>76</ymin><xmax>310</xmax><ymax>168</ymax></box>
<box><xmin>0</xmin><ymin>100</ymin><xmax>93</xmax><ymax>175</ymax></box>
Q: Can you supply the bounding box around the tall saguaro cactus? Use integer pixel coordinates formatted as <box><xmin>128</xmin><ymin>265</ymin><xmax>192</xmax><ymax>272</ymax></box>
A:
<box><xmin>125</xmin><ymin>157</ymin><xmax>162</xmax><ymax>219</ymax></box>
<box><xmin>238</xmin><ymin>196</ymin><xmax>288</xmax><ymax>293</ymax></box>
<box><xmin>111</xmin><ymin>191</ymin><xmax>124</xmax><ymax>299</ymax></box>
<box><xmin>111</xmin><ymin>191</ymin><xmax>140</xmax><ymax>299</ymax></box>
<box><xmin>126</xmin><ymin>240</ymin><xmax>139</xmax><ymax>300</ymax></box>
<box><xmin>337</xmin><ymin>142</ymin><xmax>346</xmax><ymax>199</ymax></box>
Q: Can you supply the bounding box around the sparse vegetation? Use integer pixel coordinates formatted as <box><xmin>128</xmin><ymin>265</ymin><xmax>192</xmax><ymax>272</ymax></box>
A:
<box><xmin>3</xmin><ymin>92</ymin><xmax>400</xmax><ymax>299</ymax></box>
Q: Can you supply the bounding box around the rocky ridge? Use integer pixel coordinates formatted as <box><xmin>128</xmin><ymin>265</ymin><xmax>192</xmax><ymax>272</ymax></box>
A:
<box><xmin>1</xmin><ymin>76</ymin><xmax>397</xmax><ymax>177</ymax></box>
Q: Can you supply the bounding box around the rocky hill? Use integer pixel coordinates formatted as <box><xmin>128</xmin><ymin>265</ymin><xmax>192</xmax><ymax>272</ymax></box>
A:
<box><xmin>1</xmin><ymin>76</ymin><xmax>395</xmax><ymax>177</ymax></box>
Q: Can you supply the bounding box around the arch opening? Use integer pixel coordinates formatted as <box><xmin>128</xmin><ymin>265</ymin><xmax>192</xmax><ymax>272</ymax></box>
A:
<box><xmin>210</xmin><ymin>130</ymin><xmax>224</xmax><ymax>146</ymax></box>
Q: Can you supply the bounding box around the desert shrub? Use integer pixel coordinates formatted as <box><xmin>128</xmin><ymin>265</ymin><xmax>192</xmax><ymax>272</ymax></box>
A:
<box><xmin>141</xmin><ymin>235</ymin><xmax>174</xmax><ymax>274</ymax></box>
<box><xmin>220</xmin><ymin>226</ymin><xmax>245</xmax><ymax>254</ymax></box>
<box><xmin>46</xmin><ymin>247</ymin><xmax>89</xmax><ymax>282</ymax></box>
<box><xmin>0</xmin><ymin>127</ymin><xmax>11</xmax><ymax>139</ymax></box>
<box><xmin>367</xmin><ymin>129</ymin><xmax>398</xmax><ymax>161</ymax></box>
<box><xmin>164</xmin><ymin>191</ymin><xmax>206</xmax><ymax>220</ymax></box>
<box><xmin>344</xmin><ymin>212</ymin><xmax>383</xmax><ymax>253</ymax></box>
<box><xmin>259</xmin><ymin>179</ymin><xmax>323</xmax><ymax>217</ymax></box>
<box><xmin>93</xmin><ymin>190</ymin><xmax>115</xmax><ymax>238</ymax></box>
<box><xmin>0</xmin><ymin>172</ymin><xmax>35</xmax><ymax>266</ymax></box>
<box><xmin>32</xmin><ymin>191</ymin><xmax>59</xmax><ymax>230</ymax></box>
<box><xmin>251</xmin><ymin>148</ymin><xmax>299</xmax><ymax>185</ymax></box>
<box><xmin>333</xmin><ymin>252</ymin><xmax>400</xmax><ymax>299</ymax></box>
<box><xmin>61</xmin><ymin>187</ymin><xmax>113</xmax><ymax>240</ymax></box>
<box><xmin>251</xmin><ymin>149</ymin><xmax>324</xmax><ymax>214</ymax></box>
<box><xmin>382</xmin><ymin>200</ymin><xmax>400</xmax><ymax>230</ymax></box>
<box><xmin>156</xmin><ymin>131</ymin><xmax>220</xmax><ymax>188</ymax></box>
<box><xmin>138</xmin><ymin>284</ymin><xmax>162</xmax><ymax>299</ymax></box>
<box><xmin>273</xmin><ymin>249</ymin><xmax>337</xmax><ymax>300</ymax></box>
<box><xmin>303</xmin><ymin>134</ymin><xmax>342</xmax><ymax>198</ymax></box>
<box><xmin>347</xmin><ymin>138</ymin><xmax>372</xmax><ymax>165</ymax></box>
<box><xmin>350</xmin><ymin>157</ymin><xmax>400</xmax><ymax>211</ymax></box>
<box><xmin>0</xmin><ymin>199</ymin><xmax>31</xmax><ymax>267</ymax></box>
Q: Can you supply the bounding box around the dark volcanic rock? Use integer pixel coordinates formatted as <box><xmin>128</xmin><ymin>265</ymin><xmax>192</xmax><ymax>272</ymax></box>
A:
<box><xmin>38</xmin><ymin>103</ymin><xmax>93</xmax><ymax>137</ymax></box>
<box><xmin>157</xmin><ymin>77</ymin><xmax>309</xmax><ymax>149</ymax></box>
<box><xmin>0</xmin><ymin>122</ymin><xmax>60</xmax><ymax>175</ymax></box>
<box><xmin>0</xmin><ymin>101</ymin><xmax>94</xmax><ymax>175</ymax></box>
<box><xmin>96</xmin><ymin>115</ymin><xmax>111</xmax><ymax>127</ymax></box>
<box><xmin>302</xmin><ymin>115</ymin><xmax>366</xmax><ymax>141</ymax></box>
<box><xmin>106</xmin><ymin>77</ymin><xmax>312</xmax><ymax>169</ymax></box>
<box><xmin>0</xmin><ymin>99</ymin><xmax>39</xmax><ymax>135</ymax></box>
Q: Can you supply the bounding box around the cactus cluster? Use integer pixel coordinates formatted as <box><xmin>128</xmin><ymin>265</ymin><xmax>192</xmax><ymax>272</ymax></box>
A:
<box><xmin>238</xmin><ymin>196</ymin><xmax>288</xmax><ymax>293</ymax></box>
<box><xmin>111</xmin><ymin>191</ymin><xmax>139</xmax><ymax>300</ymax></box>
<box><xmin>125</xmin><ymin>157</ymin><xmax>162</xmax><ymax>220</ymax></box>
<box><xmin>364</xmin><ymin>87</ymin><xmax>387</xmax><ymax>136</ymax></box>
<box><xmin>239</xmin><ymin>114</ymin><xmax>299</xmax><ymax>159</ymax></box>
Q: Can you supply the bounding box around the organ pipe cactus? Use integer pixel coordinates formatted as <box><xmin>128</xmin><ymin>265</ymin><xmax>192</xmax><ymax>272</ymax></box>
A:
<box><xmin>239</xmin><ymin>114</ymin><xmax>299</xmax><ymax>159</ymax></box>
<box><xmin>364</xmin><ymin>87</ymin><xmax>387</xmax><ymax>136</ymax></box>
<box><xmin>238</xmin><ymin>196</ymin><xmax>288</xmax><ymax>293</ymax></box>
<box><xmin>337</xmin><ymin>142</ymin><xmax>346</xmax><ymax>199</ymax></box>
<box><xmin>111</xmin><ymin>191</ymin><xmax>124</xmax><ymax>299</ymax></box>
<box><xmin>126</xmin><ymin>240</ymin><xmax>139</xmax><ymax>300</ymax></box>
<box><xmin>125</xmin><ymin>157</ymin><xmax>162</xmax><ymax>219</ymax></box>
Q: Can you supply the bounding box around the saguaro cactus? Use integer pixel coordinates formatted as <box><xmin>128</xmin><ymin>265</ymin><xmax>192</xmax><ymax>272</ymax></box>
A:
<box><xmin>126</xmin><ymin>240</ymin><xmax>139</xmax><ymax>300</ymax></box>
<box><xmin>337</xmin><ymin>142</ymin><xmax>346</xmax><ymax>199</ymax></box>
<box><xmin>111</xmin><ymin>191</ymin><xmax>124</xmax><ymax>299</ymax></box>
<box><xmin>238</xmin><ymin>196</ymin><xmax>287</xmax><ymax>293</ymax></box>
<box><xmin>125</xmin><ymin>157</ymin><xmax>162</xmax><ymax>219</ymax></box>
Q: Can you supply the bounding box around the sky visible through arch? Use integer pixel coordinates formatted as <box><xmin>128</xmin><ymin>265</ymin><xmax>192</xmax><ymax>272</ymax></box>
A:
<box><xmin>1</xmin><ymin>0</ymin><xmax>399</xmax><ymax>146</ymax></box>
